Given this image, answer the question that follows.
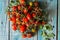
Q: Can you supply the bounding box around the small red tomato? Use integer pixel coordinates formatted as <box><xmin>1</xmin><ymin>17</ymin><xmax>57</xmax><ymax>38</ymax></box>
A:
<box><xmin>12</xmin><ymin>24</ymin><xmax>17</xmax><ymax>31</ymax></box>
<box><xmin>42</xmin><ymin>21</ymin><xmax>46</xmax><ymax>25</ymax></box>
<box><xmin>35</xmin><ymin>21</ymin><xmax>41</xmax><ymax>25</ymax></box>
<box><xmin>22</xmin><ymin>17</ymin><xmax>28</xmax><ymax>23</ymax></box>
<box><xmin>27</xmin><ymin>33</ymin><xmax>32</xmax><ymax>38</ymax></box>
<box><xmin>16</xmin><ymin>13</ymin><xmax>20</xmax><ymax>18</ymax></box>
<box><xmin>21</xmin><ymin>0</ymin><xmax>25</xmax><ymax>5</ymax></box>
<box><xmin>26</xmin><ymin>22</ymin><xmax>31</xmax><ymax>27</ymax></box>
<box><xmin>11</xmin><ymin>16</ymin><xmax>16</xmax><ymax>23</ymax></box>
<box><xmin>20</xmin><ymin>25</ymin><xmax>26</xmax><ymax>32</ymax></box>
<box><xmin>32</xmin><ymin>13</ymin><xmax>36</xmax><ymax>17</ymax></box>
<box><xmin>27</xmin><ymin>13</ymin><xmax>32</xmax><ymax>20</ymax></box>
<box><xmin>18</xmin><ymin>5</ymin><xmax>21</xmax><ymax>10</ymax></box>
<box><xmin>11</xmin><ymin>11</ymin><xmax>16</xmax><ymax>15</ymax></box>
<box><xmin>9</xmin><ymin>18</ymin><xmax>12</xmax><ymax>21</ymax></box>
<box><xmin>12</xmin><ymin>6</ymin><xmax>17</xmax><ymax>11</ymax></box>
<box><xmin>28</xmin><ymin>6</ymin><xmax>32</xmax><ymax>10</ymax></box>
<box><xmin>23</xmin><ymin>9</ymin><xmax>28</xmax><ymax>14</ymax></box>
<box><xmin>22</xmin><ymin>34</ymin><xmax>27</xmax><ymax>38</ymax></box>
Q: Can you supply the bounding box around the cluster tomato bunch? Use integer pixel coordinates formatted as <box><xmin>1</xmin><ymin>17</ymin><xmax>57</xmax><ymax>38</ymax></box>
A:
<box><xmin>7</xmin><ymin>0</ymin><xmax>47</xmax><ymax>38</ymax></box>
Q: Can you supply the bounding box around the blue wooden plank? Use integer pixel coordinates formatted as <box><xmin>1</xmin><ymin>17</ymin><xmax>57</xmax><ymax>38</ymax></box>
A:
<box><xmin>38</xmin><ymin>30</ymin><xmax>43</xmax><ymax>40</ymax></box>
<box><xmin>58</xmin><ymin>32</ymin><xmax>60</xmax><ymax>40</ymax></box>
<box><xmin>0</xmin><ymin>0</ymin><xmax>8</xmax><ymax>40</ymax></box>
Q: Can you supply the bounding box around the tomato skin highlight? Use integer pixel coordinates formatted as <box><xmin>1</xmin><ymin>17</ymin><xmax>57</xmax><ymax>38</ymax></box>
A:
<box><xmin>27</xmin><ymin>13</ymin><xmax>32</xmax><ymax>20</ymax></box>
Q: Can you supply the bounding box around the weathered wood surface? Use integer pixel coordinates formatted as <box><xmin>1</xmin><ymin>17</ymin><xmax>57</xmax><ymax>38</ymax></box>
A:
<box><xmin>0</xmin><ymin>0</ymin><xmax>57</xmax><ymax>40</ymax></box>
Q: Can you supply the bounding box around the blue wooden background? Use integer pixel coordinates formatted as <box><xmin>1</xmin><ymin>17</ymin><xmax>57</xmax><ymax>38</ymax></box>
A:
<box><xmin>0</xmin><ymin>0</ymin><xmax>58</xmax><ymax>40</ymax></box>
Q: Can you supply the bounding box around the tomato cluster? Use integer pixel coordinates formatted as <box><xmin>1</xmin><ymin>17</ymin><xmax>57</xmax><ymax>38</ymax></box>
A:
<box><xmin>7</xmin><ymin>0</ymin><xmax>47</xmax><ymax>38</ymax></box>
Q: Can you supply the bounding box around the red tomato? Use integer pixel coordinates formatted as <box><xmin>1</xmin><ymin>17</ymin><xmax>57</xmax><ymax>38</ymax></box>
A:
<box><xmin>27</xmin><ymin>33</ymin><xmax>32</xmax><ymax>38</ymax></box>
<box><xmin>20</xmin><ymin>25</ymin><xmax>26</xmax><ymax>32</ymax></box>
<box><xmin>42</xmin><ymin>21</ymin><xmax>46</xmax><ymax>25</ymax></box>
<box><xmin>9</xmin><ymin>18</ymin><xmax>12</xmax><ymax>21</ymax></box>
<box><xmin>12</xmin><ymin>6</ymin><xmax>17</xmax><ymax>11</ymax></box>
<box><xmin>26</xmin><ymin>22</ymin><xmax>31</xmax><ymax>27</ymax></box>
<box><xmin>18</xmin><ymin>5</ymin><xmax>21</xmax><ymax>10</ymax></box>
<box><xmin>22</xmin><ymin>17</ymin><xmax>28</xmax><ymax>23</ymax></box>
<box><xmin>21</xmin><ymin>0</ymin><xmax>25</xmax><ymax>2</ymax></box>
<box><xmin>12</xmin><ymin>24</ymin><xmax>17</xmax><ymax>31</ymax></box>
<box><xmin>11</xmin><ymin>16</ymin><xmax>16</xmax><ymax>23</ymax></box>
<box><xmin>23</xmin><ymin>9</ymin><xmax>28</xmax><ymax>14</ymax></box>
<box><xmin>20</xmin><ymin>0</ymin><xmax>25</xmax><ymax>5</ymax></box>
<box><xmin>22</xmin><ymin>34</ymin><xmax>27</xmax><ymax>38</ymax></box>
<box><xmin>28</xmin><ymin>6</ymin><xmax>32</xmax><ymax>10</ymax></box>
<box><xmin>35</xmin><ymin>21</ymin><xmax>41</xmax><ymax>25</ymax></box>
<box><xmin>16</xmin><ymin>13</ymin><xmax>20</xmax><ymax>18</ymax></box>
<box><xmin>27</xmin><ymin>13</ymin><xmax>32</xmax><ymax>20</ymax></box>
<box><xmin>32</xmin><ymin>13</ymin><xmax>36</xmax><ymax>17</ymax></box>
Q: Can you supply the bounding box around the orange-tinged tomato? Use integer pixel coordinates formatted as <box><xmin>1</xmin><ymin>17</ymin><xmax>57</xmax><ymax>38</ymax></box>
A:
<box><xmin>19</xmin><ymin>0</ymin><xmax>25</xmax><ymax>4</ymax></box>
<box><xmin>12</xmin><ymin>24</ymin><xmax>17</xmax><ymax>31</ymax></box>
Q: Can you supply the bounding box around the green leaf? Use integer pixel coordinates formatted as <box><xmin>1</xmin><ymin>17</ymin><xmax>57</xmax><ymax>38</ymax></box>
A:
<box><xmin>47</xmin><ymin>33</ymin><xmax>55</xmax><ymax>37</ymax></box>
<box><xmin>41</xmin><ymin>31</ymin><xmax>47</xmax><ymax>37</ymax></box>
<box><xmin>44</xmin><ymin>24</ymin><xmax>53</xmax><ymax>31</ymax></box>
<box><xmin>45</xmin><ymin>38</ymin><xmax>50</xmax><ymax>40</ymax></box>
<box><xmin>11</xmin><ymin>0</ymin><xmax>15</xmax><ymax>3</ymax></box>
